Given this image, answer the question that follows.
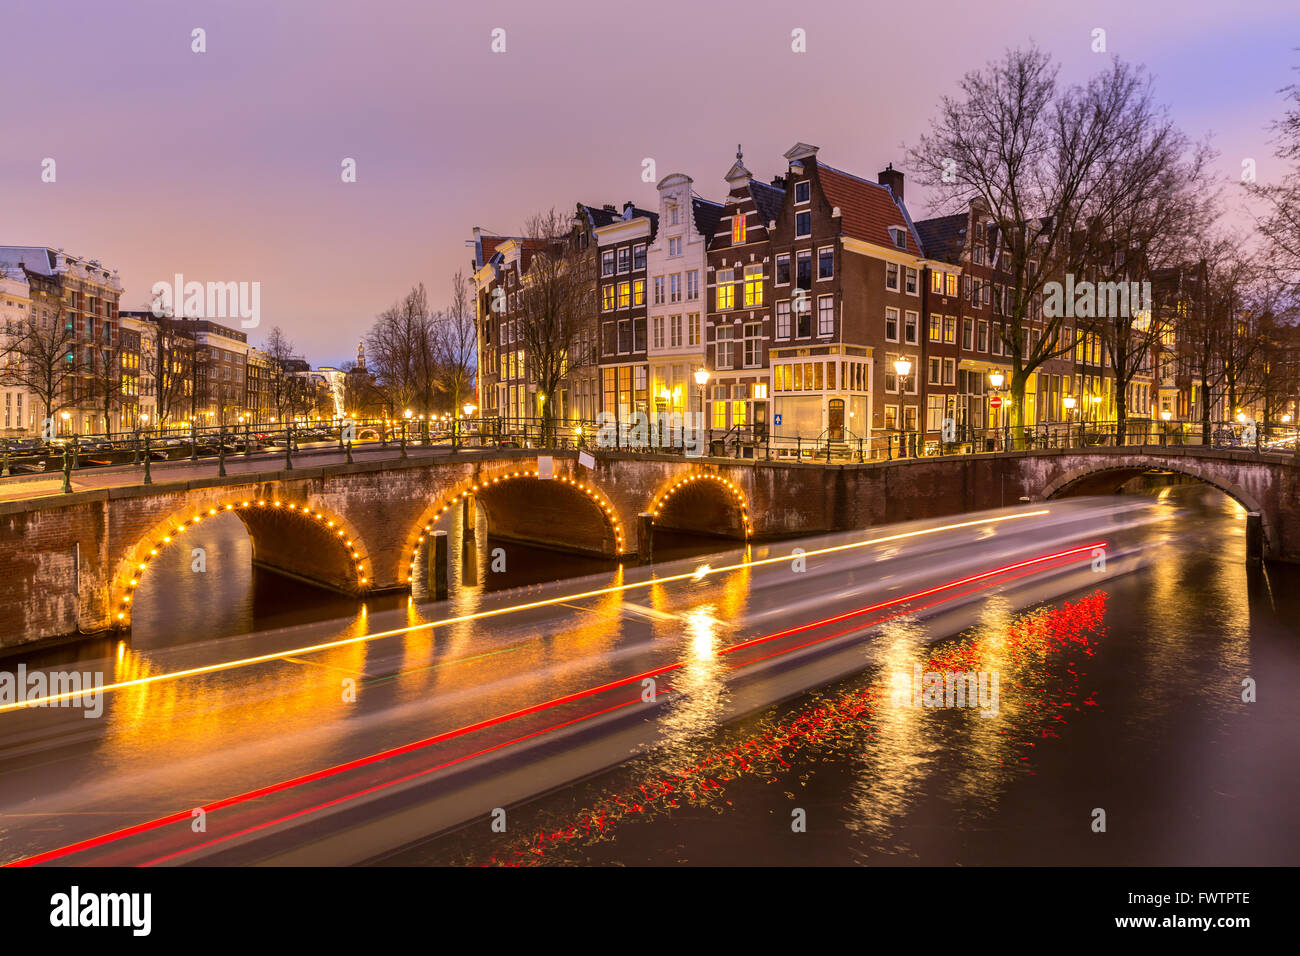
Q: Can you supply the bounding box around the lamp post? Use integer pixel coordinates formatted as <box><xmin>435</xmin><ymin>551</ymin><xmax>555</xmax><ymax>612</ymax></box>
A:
<box><xmin>1063</xmin><ymin>396</ymin><xmax>1076</xmax><ymax>448</ymax></box>
<box><xmin>1160</xmin><ymin>408</ymin><xmax>1172</xmax><ymax>446</ymax></box>
<box><xmin>988</xmin><ymin>370</ymin><xmax>1005</xmax><ymax>450</ymax></box>
<box><xmin>694</xmin><ymin>367</ymin><xmax>710</xmax><ymax>453</ymax></box>
<box><xmin>894</xmin><ymin>358</ymin><xmax>913</xmax><ymax>458</ymax></box>
<box><xmin>402</xmin><ymin>408</ymin><xmax>412</xmax><ymax>458</ymax></box>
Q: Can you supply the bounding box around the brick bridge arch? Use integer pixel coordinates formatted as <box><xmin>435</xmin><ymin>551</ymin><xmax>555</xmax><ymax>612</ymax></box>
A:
<box><xmin>112</xmin><ymin>494</ymin><xmax>371</xmax><ymax>627</ymax></box>
<box><xmin>4</xmin><ymin>447</ymin><xmax>1298</xmax><ymax>648</ymax></box>
<box><xmin>402</xmin><ymin>465</ymin><xmax>627</xmax><ymax>582</ymax></box>
<box><xmin>646</xmin><ymin>471</ymin><xmax>753</xmax><ymax>540</ymax></box>
<box><xmin>1039</xmin><ymin>457</ymin><xmax>1265</xmax><ymax>513</ymax></box>
<box><xmin>1023</xmin><ymin>450</ymin><xmax>1292</xmax><ymax>561</ymax></box>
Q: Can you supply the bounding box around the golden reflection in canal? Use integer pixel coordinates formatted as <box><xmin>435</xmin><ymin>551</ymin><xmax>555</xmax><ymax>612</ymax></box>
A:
<box><xmin>99</xmin><ymin>606</ymin><xmax>375</xmax><ymax>781</ymax></box>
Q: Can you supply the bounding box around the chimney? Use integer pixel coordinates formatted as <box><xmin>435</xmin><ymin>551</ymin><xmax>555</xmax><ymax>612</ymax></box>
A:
<box><xmin>771</xmin><ymin>175</ymin><xmax>787</xmax><ymax>190</ymax></box>
<box><xmin>602</xmin><ymin>203</ymin><xmax>617</xmax><ymax>213</ymax></box>
<box><xmin>878</xmin><ymin>163</ymin><xmax>904</xmax><ymax>201</ymax></box>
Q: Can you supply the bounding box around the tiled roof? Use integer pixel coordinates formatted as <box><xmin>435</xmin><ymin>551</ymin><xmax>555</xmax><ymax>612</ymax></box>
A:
<box><xmin>749</xmin><ymin>179</ymin><xmax>786</xmax><ymax>226</ymax></box>
<box><xmin>579</xmin><ymin>204</ymin><xmax>620</xmax><ymax>229</ymax></box>
<box><xmin>691</xmin><ymin>197</ymin><xmax>724</xmax><ymax>239</ymax></box>
<box><xmin>914</xmin><ymin>214</ymin><xmax>967</xmax><ymax>264</ymax></box>
<box><xmin>816</xmin><ymin>163</ymin><xmax>923</xmax><ymax>256</ymax></box>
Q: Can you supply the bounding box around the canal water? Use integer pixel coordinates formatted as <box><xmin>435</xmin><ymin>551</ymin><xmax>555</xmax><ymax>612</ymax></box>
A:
<box><xmin>385</xmin><ymin>482</ymin><xmax>1300</xmax><ymax>866</ymax></box>
<box><xmin>13</xmin><ymin>482</ymin><xmax>1300</xmax><ymax>866</ymax></box>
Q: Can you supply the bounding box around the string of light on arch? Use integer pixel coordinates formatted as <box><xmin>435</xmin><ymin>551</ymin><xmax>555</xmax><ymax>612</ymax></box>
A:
<box><xmin>649</xmin><ymin>473</ymin><xmax>753</xmax><ymax>538</ymax></box>
<box><xmin>116</xmin><ymin>500</ymin><xmax>369</xmax><ymax>624</ymax></box>
<box><xmin>408</xmin><ymin>468</ymin><xmax>626</xmax><ymax>582</ymax></box>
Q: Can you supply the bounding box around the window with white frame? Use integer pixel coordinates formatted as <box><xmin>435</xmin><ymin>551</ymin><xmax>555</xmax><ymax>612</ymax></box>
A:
<box><xmin>715</xmin><ymin>325</ymin><xmax>735</xmax><ymax>368</ymax></box>
<box><xmin>670</xmin><ymin>273</ymin><xmax>682</xmax><ymax>303</ymax></box>
<box><xmin>670</xmin><ymin>314</ymin><xmax>682</xmax><ymax>348</ymax></box>
<box><xmin>686</xmin><ymin>270</ymin><xmax>699</xmax><ymax>300</ymax></box>
<box><xmin>818</xmin><ymin>246</ymin><xmax>834</xmax><ymax>280</ymax></box>
<box><xmin>885</xmin><ymin>307</ymin><xmax>899</xmax><ymax>342</ymax></box>
<box><xmin>776</xmin><ymin>300</ymin><xmax>791</xmax><ymax>339</ymax></box>
<box><xmin>651</xmin><ymin>315</ymin><xmax>665</xmax><ymax>349</ymax></box>
<box><xmin>886</xmin><ymin>261</ymin><xmax>899</xmax><ymax>291</ymax></box>
<box><xmin>795</xmin><ymin>180</ymin><xmax>810</xmax><ymax>204</ymax></box>
<box><xmin>817</xmin><ymin>295</ymin><xmax>834</xmax><ymax>336</ymax></box>
<box><xmin>653</xmin><ymin>276</ymin><xmax>665</xmax><ymax>305</ymax></box>
<box><xmin>687</xmin><ymin>313</ymin><xmax>701</xmax><ymax>346</ymax></box>
<box><xmin>743</xmin><ymin>322</ymin><xmax>762</xmax><ymax>367</ymax></box>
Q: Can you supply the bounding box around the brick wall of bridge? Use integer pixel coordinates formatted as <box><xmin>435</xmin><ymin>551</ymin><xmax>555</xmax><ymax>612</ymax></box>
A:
<box><xmin>0</xmin><ymin>446</ymin><xmax>1295</xmax><ymax>649</ymax></box>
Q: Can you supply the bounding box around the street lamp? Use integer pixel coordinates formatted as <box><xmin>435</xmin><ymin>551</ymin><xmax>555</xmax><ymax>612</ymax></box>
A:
<box><xmin>694</xmin><ymin>367</ymin><xmax>710</xmax><ymax>419</ymax></box>
<box><xmin>462</xmin><ymin>402</ymin><xmax>477</xmax><ymax>418</ymax></box>
<box><xmin>894</xmin><ymin>358</ymin><xmax>912</xmax><ymax>457</ymax></box>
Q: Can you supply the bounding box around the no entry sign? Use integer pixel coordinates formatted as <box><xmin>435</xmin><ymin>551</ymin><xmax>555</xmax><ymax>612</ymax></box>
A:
<box><xmin>990</xmin><ymin>396</ymin><xmax>1004</xmax><ymax>408</ymax></box>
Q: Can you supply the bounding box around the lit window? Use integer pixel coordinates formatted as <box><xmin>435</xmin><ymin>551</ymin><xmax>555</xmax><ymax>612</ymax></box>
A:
<box><xmin>945</xmin><ymin>273</ymin><xmax>958</xmax><ymax>297</ymax></box>
<box><xmin>618</xmin><ymin>282</ymin><xmax>631</xmax><ymax>309</ymax></box>
<box><xmin>602</xmin><ymin>286</ymin><xmax>616</xmax><ymax>311</ymax></box>
<box><xmin>716</xmin><ymin>270</ymin><xmax>734</xmax><ymax>310</ymax></box>
<box><xmin>743</xmin><ymin>265</ymin><xmax>763</xmax><ymax>307</ymax></box>
<box><xmin>732</xmin><ymin>214</ymin><xmax>747</xmax><ymax>245</ymax></box>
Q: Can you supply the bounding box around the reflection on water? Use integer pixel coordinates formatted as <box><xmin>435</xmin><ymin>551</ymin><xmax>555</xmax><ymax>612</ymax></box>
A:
<box><xmin>394</xmin><ymin>483</ymin><xmax>1300</xmax><ymax>866</ymax></box>
<box><xmin>9</xmin><ymin>510</ymin><xmax>731</xmax><ymax>671</ymax></box>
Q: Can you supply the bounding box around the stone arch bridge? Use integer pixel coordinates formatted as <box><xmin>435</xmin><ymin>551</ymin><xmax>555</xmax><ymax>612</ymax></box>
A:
<box><xmin>0</xmin><ymin>446</ymin><xmax>1295</xmax><ymax>647</ymax></box>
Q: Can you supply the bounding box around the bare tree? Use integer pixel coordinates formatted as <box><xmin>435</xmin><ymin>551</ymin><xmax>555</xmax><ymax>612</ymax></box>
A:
<box><xmin>365</xmin><ymin>284</ymin><xmax>434</xmax><ymax>417</ymax></box>
<box><xmin>154</xmin><ymin>316</ymin><xmax>197</xmax><ymax>426</ymax></box>
<box><xmin>1250</xmin><ymin>60</ymin><xmax>1300</xmax><ymax>298</ymax></box>
<box><xmin>516</xmin><ymin>208</ymin><xmax>597</xmax><ymax>440</ymax></box>
<box><xmin>262</xmin><ymin>326</ymin><xmax>298</xmax><ymax>422</ymax></box>
<box><xmin>85</xmin><ymin>339</ymin><xmax>126</xmax><ymax>435</ymax></box>
<box><xmin>433</xmin><ymin>270</ymin><xmax>478</xmax><ymax>414</ymax></box>
<box><xmin>1074</xmin><ymin>135</ymin><xmax>1218</xmax><ymax>440</ymax></box>
<box><xmin>910</xmin><ymin>47</ymin><xmax>1207</xmax><ymax>443</ymax></box>
<box><xmin>0</xmin><ymin>311</ymin><xmax>81</xmax><ymax>435</ymax></box>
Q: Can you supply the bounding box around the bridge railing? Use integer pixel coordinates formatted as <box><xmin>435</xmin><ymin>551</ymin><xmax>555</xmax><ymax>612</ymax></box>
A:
<box><xmin>2</xmin><ymin>414</ymin><xmax>1296</xmax><ymax>489</ymax></box>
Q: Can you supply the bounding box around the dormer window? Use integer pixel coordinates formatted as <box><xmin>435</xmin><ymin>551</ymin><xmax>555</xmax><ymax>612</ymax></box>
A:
<box><xmin>668</xmin><ymin>201</ymin><xmax>680</xmax><ymax>226</ymax></box>
<box><xmin>889</xmin><ymin>226</ymin><xmax>907</xmax><ymax>250</ymax></box>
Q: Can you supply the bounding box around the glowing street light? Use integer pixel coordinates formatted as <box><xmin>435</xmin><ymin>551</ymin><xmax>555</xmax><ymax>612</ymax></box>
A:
<box><xmin>988</xmin><ymin>370</ymin><xmax>1005</xmax><ymax>389</ymax></box>
<box><xmin>893</xmin><ymin>358</ymin><xmax>912</xmax><ymax>456</ymax></box>
<box><xmin>462</xmin><ymin>402</ymin><xmax>477</xmax><ymax>418</ymax></box>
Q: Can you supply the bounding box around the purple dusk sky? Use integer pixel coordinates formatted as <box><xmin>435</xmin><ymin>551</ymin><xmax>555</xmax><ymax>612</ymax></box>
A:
<box><xmin>2</xmin><ymin>0</ymin><xmax>1296</xmax><ymax>364</ymax></box>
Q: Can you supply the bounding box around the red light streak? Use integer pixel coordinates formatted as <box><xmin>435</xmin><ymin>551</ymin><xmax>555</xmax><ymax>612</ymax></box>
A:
<box><xmin>6</xmin><ymin>540</ymin><xmax>1106</xmax><ymax>867</ymax></box>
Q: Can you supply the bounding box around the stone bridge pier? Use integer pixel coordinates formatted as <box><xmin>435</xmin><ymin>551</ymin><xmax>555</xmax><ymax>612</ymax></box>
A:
<box><xmin>0</xmin><ymin>445</ymin><xmax>1295</xmax><ymax>648</ymax></box>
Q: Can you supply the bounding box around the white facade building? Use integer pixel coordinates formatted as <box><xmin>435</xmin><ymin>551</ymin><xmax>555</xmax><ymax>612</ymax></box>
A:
<box><xmin>645</xmin><ymin>174</ymin><xmax>721</xmax><ymax>418</ymax></box>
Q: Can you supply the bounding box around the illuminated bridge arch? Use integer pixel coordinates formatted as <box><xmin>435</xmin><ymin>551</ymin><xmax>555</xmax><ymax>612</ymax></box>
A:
<box><xmin>113</xmin><ymin>498</ymin><xmax>371</xmax><ymax>628</ymax></box>
<box><xmin>648</xmin><ymin>472</ymin><xmax>752</xmax><ymax>539</ymax></box>
<box><xmin>404</xmin><ymin>468</ymin><xmax>626</xmax><ymax>582</ymax></box>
